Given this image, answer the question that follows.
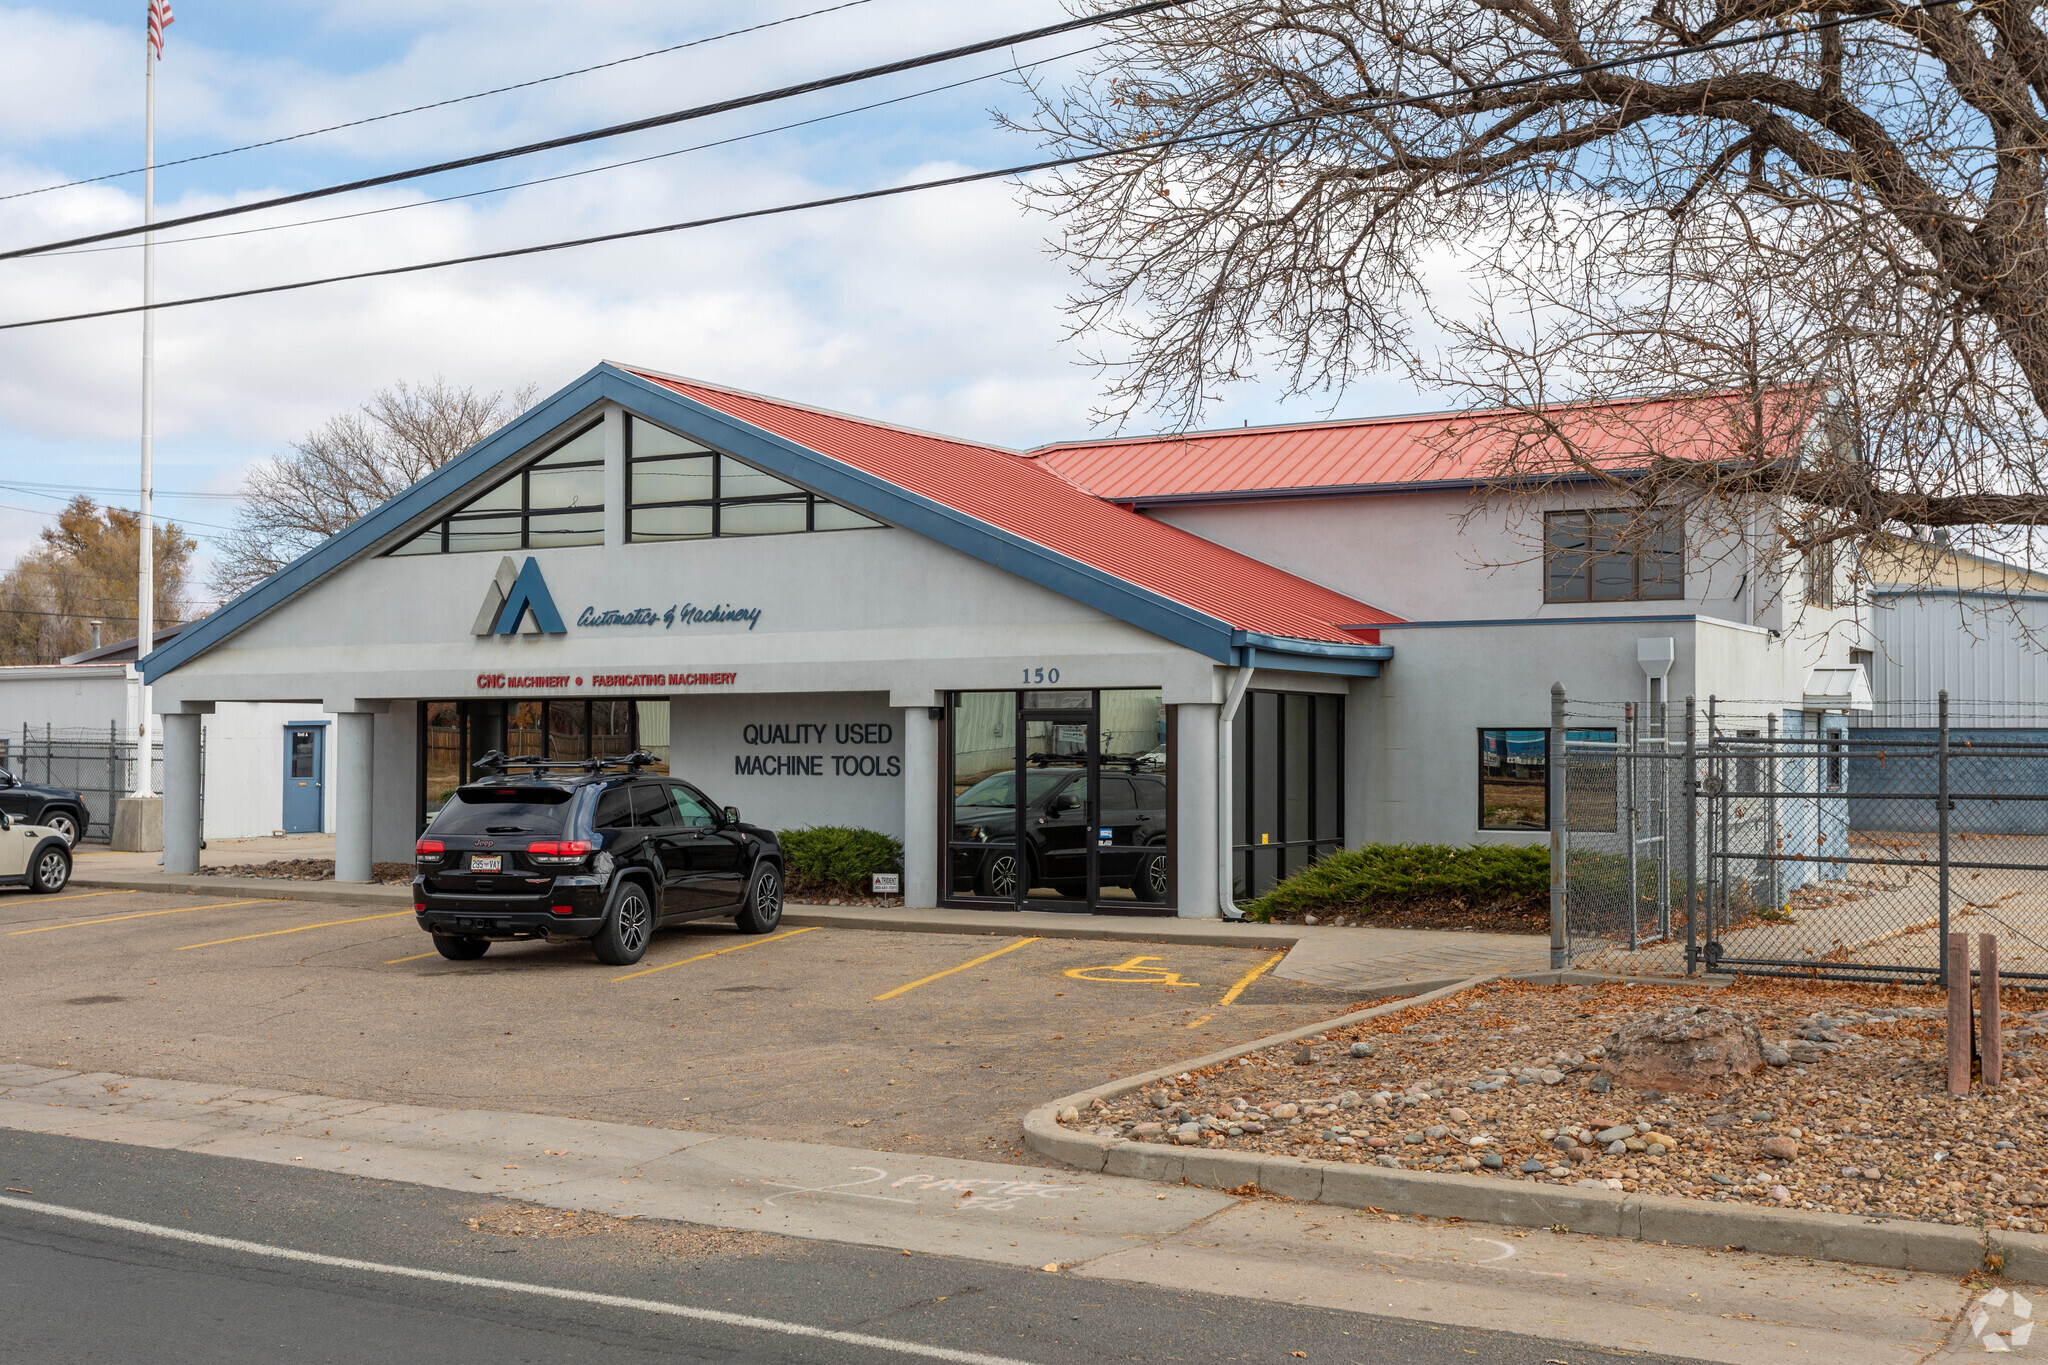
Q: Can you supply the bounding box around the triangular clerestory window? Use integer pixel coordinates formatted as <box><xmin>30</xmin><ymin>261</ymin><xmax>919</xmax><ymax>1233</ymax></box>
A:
<box><xmin>388</xmin><ymin>420</ymin><xmax>605</xmax><ymax>556</ymax></box>
<box><xmin>625</xmin><ymin>415</ymin><xmax>883</xmax><ymax>541</ymax></box>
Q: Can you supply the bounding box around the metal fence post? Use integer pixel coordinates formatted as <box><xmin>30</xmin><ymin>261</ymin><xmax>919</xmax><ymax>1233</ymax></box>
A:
<box><xmin>1939</xmin><ymin>689</ymin><xmax>1952</xmax><ymax>988</ymax></box>
<box><xmin>1549</xmin><ymin>681</ymin><xmax>1567</xmax><ymax>971</ymax></box>
<box><xmin>1766</xmin><ymin>711</ymin><xmax>1781</xmax><ymax>913</ymax></box>
<box><xmin>1684</xmin><ymin>694</ymin><xmax>1698</xmax><ymax>974</ymax></box>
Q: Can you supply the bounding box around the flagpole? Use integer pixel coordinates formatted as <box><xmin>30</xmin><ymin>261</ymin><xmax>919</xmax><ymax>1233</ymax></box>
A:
<box><xmin>134</xmin><ymin>11</ymin><xmax>157</xmax><ymax>798</ymax></box>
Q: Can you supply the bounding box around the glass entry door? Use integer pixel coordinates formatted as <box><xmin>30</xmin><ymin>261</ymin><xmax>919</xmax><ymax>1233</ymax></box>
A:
<box><xmin>947</xmin><ymin>689</ymin><xmax>1169</xmax><ymax>914</ymax></box>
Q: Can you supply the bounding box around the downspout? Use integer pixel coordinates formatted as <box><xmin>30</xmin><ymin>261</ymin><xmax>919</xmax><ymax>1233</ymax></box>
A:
<box><xmin>1216</xmin><ymin>664</ymin><xmax>1255</xmax><ymax>920</ymax></box>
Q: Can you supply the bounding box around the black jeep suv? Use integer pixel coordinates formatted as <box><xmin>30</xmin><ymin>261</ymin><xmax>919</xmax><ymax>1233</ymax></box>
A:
<box><xmin>412</xmin><ymin>752</ymin><xmax>783</xmax><ymax>966</ymax></box>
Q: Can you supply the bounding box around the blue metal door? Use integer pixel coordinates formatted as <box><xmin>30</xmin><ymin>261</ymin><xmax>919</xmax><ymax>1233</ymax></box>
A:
<box><xmin>282</xmin><ymin>725</ymin><xmax>325</xmax><ymax>833</ymax></box>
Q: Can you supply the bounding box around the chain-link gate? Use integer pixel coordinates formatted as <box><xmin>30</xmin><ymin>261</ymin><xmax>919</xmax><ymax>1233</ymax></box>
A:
<box><xmin>0</xmin><ymin>723</ymin><xmax>193</xmax><ymax>844</ymax></box>
<box><xmin>1558</xmin><ymin>692</ymin><xmax>2048</xmax><ymax>983</ymax></box>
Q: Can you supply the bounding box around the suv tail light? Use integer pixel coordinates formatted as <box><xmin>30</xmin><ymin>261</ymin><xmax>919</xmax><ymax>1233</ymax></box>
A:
<box><xmin>415</xmin><ymin>839</ymin><xmax>445</xmax><ymax>862</ymax></box>
<box><xmin>526</xmin><ymin>839</ymin><xmax>591</xmax><ymax>866</ymax></box>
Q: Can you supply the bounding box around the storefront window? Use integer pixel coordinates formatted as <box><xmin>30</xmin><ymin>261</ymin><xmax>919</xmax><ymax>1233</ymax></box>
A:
<box><xmin>1232</xmin><ymin>691</ymin><xmax>1342</xmax><ymax>900</ymax></box>
<box><xmin>390</xmin><ymin>421</ymin><xmax>606</xmax><ymax>556</ymax></box>
<box><xmin>417</xmin><ymin>697</ymin><xmax>670</xmax><ymax>830</ymax></box>
<box><xmin>626</xmin><ymin>415</ymin><xmax>885</xmax><ymax>541</ymax></box>
<box><xmin>946</xmin><ymin>689</ymin><xmax>1169</xmax><ymax>913</ymax></box>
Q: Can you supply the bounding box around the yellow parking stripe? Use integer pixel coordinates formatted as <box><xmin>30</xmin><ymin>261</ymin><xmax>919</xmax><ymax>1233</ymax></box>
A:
<box><xmin>611</xmin><ymin>926</ymin><xmax>816</xmax><ymax>982</ymax></box>
<box><xmin>8</xmin><ymin>898</ymin><xmax>277</xmax><ymax>936</ymax></box>
<box><xmin>1216</xmin><ymin>950</ymin><xmax>1284</xmax><ymax>1007</ymax></box>
<box><xmin>872</xmin><ymin>936</ymin><xmax>1039</xmax><ymax>1001</ymax></box>
<box><xmin>177</xmin><ymin>910</ymin><xmax>411</xmax><ymax>950</ymax></box>
<box><xmin>22</xmin><ymin>889</ymin><xmax>135</xmax><ymax>904</ymax></box>
<box><xmin>384</xmin><ymin>951</ymin><xmax>440</xmax><ymax>964</ymax></box>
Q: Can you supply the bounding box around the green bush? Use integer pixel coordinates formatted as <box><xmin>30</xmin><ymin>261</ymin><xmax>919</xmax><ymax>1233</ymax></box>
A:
<box><xmin>1246</xmin><ymin>843</ymin><xmax>1549</xmax><ymax>922</ymax></box>
<box><xmin>776</xmin><ymin>825</ymin><xmax>903</xmax><ymax>893</ymax></box>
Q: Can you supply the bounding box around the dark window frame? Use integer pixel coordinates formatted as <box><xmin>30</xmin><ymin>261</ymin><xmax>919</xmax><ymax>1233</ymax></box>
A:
<box><xmin>1477</xmin><ymin>727</ymin><xmax>1549</xmax><ymax>832</ymax></box>
<box><xmin>1231</xmin><ymin>689</ymin><xmax>1345</xmax><ymax>900</ymax></box>
<box><xmin>625</xmin><ymin>414</ymin><xmax>881</xmax><ymax>542</ymax></box>
<box><xmin>1543</xmin><ymin>508</ymin><xmax>1684</xmax><ymax>603</ymax></box>
<box><xmin>393</xmin><ymin>419</ymin><xmax>606</xmax><ymax>556</ymax></box>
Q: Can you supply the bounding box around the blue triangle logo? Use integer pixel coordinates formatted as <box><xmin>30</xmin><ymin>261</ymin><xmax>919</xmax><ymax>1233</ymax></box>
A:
<box><xmin>490</xmin><ymin>557</ymin><xmax>566</xmax><ymax>636</ymax></box>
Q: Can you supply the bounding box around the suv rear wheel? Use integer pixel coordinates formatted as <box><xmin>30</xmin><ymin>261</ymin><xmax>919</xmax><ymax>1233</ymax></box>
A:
<box><xmin>592</xmin><ymin>881</ymin><xmax>654</xmax><ymax>965</ymax></box>
<box><xmin>433</xmin><ymin>935</ymin><xmax>489</xmax><ymax>961</ymax></box>
<box><xmin>735</xmin><ymin>862</ymin><xmax>783</xmax><ymax>934</ymax></box>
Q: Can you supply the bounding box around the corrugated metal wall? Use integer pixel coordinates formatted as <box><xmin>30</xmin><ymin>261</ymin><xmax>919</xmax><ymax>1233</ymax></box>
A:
<box><xmin>1868</xmin><ymin>592</ymin><xmax>2048</xmax><ymax>715</ymax></box>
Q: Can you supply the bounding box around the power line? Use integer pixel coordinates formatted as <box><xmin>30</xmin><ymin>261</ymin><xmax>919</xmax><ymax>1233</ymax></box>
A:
<box><xmin>43</xmin><ymin>40</ymin><xmax>1109</xmax><ymax>260</ymax></box>
<box><xmin>0</xmin><ymin>0</ymin><xmax>1970</xmax><ymax>336</ymax></box>
<box><xmin>0</xmin><ymin>479</ymin><xmax>242</xmax><ymax>500</ymax></box>
<box><xmin>0</xmin><ymin>1</ymin><xmax>1182</xmax><ymax>262</ymax></box>
<box><xmin>0</xmin><ymin>0</ymin><xmax>884</xmax><ymax>205</ymax></box>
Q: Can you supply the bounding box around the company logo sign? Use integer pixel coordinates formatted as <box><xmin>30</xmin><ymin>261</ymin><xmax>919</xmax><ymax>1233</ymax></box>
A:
<box><xmin>473</xmin><ymin>556</ymin><xmax>566</xmax><ymax>637</ymax></box>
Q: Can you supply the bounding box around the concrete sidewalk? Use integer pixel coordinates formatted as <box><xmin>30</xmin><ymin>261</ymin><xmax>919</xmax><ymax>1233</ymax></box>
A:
<box><xmin>0</xmin><ymin>1063</ymin><xmax>1967</xmax><ymax>1362</ymax></box>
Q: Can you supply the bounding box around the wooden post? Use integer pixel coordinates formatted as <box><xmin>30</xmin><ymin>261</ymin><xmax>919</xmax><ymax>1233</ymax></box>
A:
<box><xmin>1949</xmin><ymin>931</ymin><xmax>1974</xmax><ymax>1095</ymax></box>
<box><xmin>1982</xmin><ymin>933</ymin><xmax>2003</xmax><ymax>1087</ymax></box>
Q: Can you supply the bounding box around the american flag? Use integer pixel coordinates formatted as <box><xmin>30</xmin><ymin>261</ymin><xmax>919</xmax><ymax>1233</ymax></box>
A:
<box><xmin>147</xmin><ymin>0</ymin><xmax>174</xmax><ymax>59</ymax></box>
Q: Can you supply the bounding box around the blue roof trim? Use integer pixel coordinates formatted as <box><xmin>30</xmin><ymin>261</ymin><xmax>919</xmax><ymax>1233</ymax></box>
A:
<box><xmin>148</xmin><ymin>363</ymin><xmax>1378</xmax><ymax>681</ymax></box>
<box><xmin>1230</xmin><ymin>631</ymin><xmax>1393</xmax><ymax>678</ymax></box>
<box><xmin>140</xmin><ymin>368</ymin><xmax>618</xmax><ymax>682</ymax></box>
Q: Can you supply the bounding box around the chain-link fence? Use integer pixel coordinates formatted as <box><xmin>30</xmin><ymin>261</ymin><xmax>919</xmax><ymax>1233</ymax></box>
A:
<box><xmin>0</xmin><ymin>723</ymin><xmax>188</xmax><ymax>844</ymax></box>
<box><xmin>1557</xmin><ymin>693</ymin><xmax>2048</xmax><ymax>984</ymax></box>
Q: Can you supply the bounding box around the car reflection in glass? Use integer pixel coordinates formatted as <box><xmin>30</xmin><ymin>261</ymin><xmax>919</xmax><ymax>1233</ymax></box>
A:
<box><xmin>951</xmin><ymin>759</ymin><xmax>1167</xmax><ymax>902</ymax></box>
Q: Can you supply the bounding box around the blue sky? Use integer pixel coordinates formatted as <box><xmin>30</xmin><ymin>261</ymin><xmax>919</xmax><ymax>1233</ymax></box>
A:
<box><xmin>0</xmin><ymin>1</ymin><xmax>1438</xmax><ymax>604</ymax></box>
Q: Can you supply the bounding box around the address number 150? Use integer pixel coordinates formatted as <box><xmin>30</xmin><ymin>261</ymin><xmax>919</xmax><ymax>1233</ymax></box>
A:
<box><xmin>1023</xmin><ymin>667</ymin><xmax>1061</xmax><ymax>684</ymax></box>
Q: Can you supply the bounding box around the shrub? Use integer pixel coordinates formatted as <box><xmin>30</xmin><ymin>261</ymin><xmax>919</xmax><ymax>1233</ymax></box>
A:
<box><xmin>776</xmin><ymin>825</ymin><xmax>903</xmax><ymax>894</ymax></box>
<box><xmin>1246</xmin><ymin>842</ymin><xmax>1549</xmax><ymax>922</ymax></box>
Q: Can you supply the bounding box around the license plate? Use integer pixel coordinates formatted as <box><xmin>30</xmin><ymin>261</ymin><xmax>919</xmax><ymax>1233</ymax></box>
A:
<box><xmin>469</xmin><ymin>854</ymin><xmax>502</xmax><ymax>873</ymax></box>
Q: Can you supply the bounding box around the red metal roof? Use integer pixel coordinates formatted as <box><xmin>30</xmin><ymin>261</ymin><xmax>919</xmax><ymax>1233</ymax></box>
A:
<box><xmin>1028</xmin><ymin>391</ymin><xmax>1818</xmax><ymax>502</ymax></box>
<box><xmin>629</xmin><ymin>370</ymin><xmax>1399</xmax><ymax>643</ymax></box>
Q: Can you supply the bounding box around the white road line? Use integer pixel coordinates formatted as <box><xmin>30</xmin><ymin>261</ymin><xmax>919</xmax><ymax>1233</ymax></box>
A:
<box><xmin>0</xmin><ymin>1193</ymin><xmax>1040</xmax><ymax>1365</ymax></box>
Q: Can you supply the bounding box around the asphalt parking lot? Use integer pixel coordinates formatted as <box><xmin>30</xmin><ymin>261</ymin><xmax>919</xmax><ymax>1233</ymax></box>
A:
<box><xmin>0</xmin><ymin>888</ymin><xmax>1364</xmax><ymax>1162</ymax></box>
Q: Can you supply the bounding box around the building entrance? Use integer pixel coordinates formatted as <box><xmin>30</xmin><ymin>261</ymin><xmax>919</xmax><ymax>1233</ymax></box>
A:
<box><xmin>416</xmin><ymin>698</ymin><xmax>671</xmax><ymax>831</ymax></box>
<box><xmin>945</xmin><ymin>688</ymin><xmax>1170</xmax><ymax>915</ymax></box>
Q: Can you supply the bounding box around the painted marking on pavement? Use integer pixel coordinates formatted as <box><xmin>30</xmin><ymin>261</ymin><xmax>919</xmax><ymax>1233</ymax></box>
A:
<box><xmin>9</xmin><ymin>898</ymin><xmax>277</xmax><ymax>936</ymax></box>
<box><xmin>1063</xmin><ymin>954</ymin><xmax>1198</xmax><ymax>987</ymax></box>
<box><xmin>1216</xmin><ymin>951</ymin><xmax>1284</xmax><ymax>1006</ymax></box>
<box><xmin>177</xmin><ymin>910</ymin><xmax>410</xmax><ymax>950</ymax></box>
<box><xmin>872</xmin><ymin>937</ymin><xmax>1039</xmax><ymax>1001</ymax></box>
<box><xmin>0</xmin><ymin>1194</ymin><xmax>1041</xmax><ymax>1365</ymax></box>
<box><xmin>1185</xmin><ymin>1013</ymin><xmax>1215</xmax><ymax>1029</ymax></box>
<box><xmin>14</xmin><ymin>889</ymin><xmax>133</xmax><ymax>904</ymax></box>
<box><xmin>758</xmin><ymin>1165</ymin><xmax>1085</xmax><ymax>1213</ymax></box>
<box><xmin>383</xmin><ymin>951</ymin><xmax>439</xmax><ymax>964</ymax></box>
<box><xmin>611</xmin><ymin>926</ymin><xmax>816</xmax><ymax>982</ymax></box>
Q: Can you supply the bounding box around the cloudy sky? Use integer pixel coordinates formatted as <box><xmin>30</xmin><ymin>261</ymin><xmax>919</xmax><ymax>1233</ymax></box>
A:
<box><xmin>0</xmin><ymin>0</ymin><xmax>1441</xmax><ymax>603</ymax></box>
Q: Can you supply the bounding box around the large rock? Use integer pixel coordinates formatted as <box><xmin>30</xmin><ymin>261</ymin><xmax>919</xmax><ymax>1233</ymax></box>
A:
<box><xmin>1598</xmin><ymin>1005</ymin><xmax>1766</xmax><ymax>1095</ymax></box>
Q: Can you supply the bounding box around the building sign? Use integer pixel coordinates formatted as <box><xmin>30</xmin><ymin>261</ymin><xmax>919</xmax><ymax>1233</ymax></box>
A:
<box><xmin>577</xmin><ymin>602</ymin><xmax>763</xmax><ymax>631</ymax></box>
<box><xmin>475</xmin><ymin>671</ymin><xmax>737</xmax><ymax>691</ymax></box>
<box><xmin>473</xmin><ymin>557</ymin><xmax>567</xmax><ymax>637</ymax></box>
<box><xmin>733</xmin><ymin>718</ymin><xmax>901</xmax><ymax>778</ymax></box>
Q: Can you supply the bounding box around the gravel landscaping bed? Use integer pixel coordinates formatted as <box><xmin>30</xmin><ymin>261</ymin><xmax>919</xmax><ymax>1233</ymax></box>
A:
<box><xmin>1059</xmin><ymin>978</ymin><xmax>2048</xmax><ymax>1231</ymax></box>
<box><xmin>194</xmin><ymin>858</ymin><xmax>413</xmax><ymax>884</ymax></box>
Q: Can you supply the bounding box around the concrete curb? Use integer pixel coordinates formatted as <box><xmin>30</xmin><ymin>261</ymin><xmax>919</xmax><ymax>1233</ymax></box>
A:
<box><xmin>1023</xmin><ymin>976</ymin><xmax>2025</xmax><ymax>1283</ymax></box>
<box><xmin>71</xmin><ymin>872</ymin><xmax>413</xmax><ymax>905</ymax></box>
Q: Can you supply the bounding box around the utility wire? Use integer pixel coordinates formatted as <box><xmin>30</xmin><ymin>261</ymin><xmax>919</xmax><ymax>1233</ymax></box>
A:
<box><xmin>0</xmin><ymin>0</ymin><xmax>1970</xmax><ymax>334</ymax></box>
<box><xmin>43</xmin><ymin>41</ymin><xmax>1110</xmax><ymax>259</ymax></box>
<box><xmin>0</xmin><ymin>0</ymin><xmax>1183</xmax><ymax>261</ymax></box>
<box><xmin>0</xmin><ymin>0</ymin><xmax>883</xmax><ymax>204</ymax></box>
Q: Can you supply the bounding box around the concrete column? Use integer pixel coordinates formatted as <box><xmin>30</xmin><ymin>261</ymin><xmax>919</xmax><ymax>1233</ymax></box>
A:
<box><xmin>161</xmin><ymin>711</ymin><xmax>202</xmax><ymax>874</ymax></box>
<box><xmin>899</xmin><ymin>706</ymin><xmax>938</xmax><ymax>908</ymax></box>
<box><xmin>1176</xmin><ymin>701</ymin><xmax>1220</xmax><ymax>919</ymax></box>
<box><xmin>335</xmin><ymin>710</ymin><xmax>376</xmax><ymax>883</ymax></box>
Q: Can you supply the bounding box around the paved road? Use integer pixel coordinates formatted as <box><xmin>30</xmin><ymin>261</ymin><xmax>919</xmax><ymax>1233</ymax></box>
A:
<box><xmin>0</xmin><ymin>1130</ymin><xmax>1695</xmax><ymax>1365</ymax></box>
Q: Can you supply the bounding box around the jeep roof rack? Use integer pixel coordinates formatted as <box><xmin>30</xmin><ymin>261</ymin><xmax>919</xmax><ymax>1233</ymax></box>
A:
<box><xmin>470</xmin><ymin>749</ymin><xmax>661</xmax><ymax>778</ymax></box>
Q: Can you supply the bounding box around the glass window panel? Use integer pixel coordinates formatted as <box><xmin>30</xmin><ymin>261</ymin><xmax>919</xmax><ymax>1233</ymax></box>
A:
<box><xmin>1587</xmin><ymin>511</ymin><xmax>1633</xmax><ymax>600</ymax></box>
<box><xmin>1479</xmin><ymin>729</ymin><xmax>1548</xmax><ymax>830</ymax></box>
<box><xmin>1546</xmin><ymin>513</ymin><xmax>1589</xmax><ymax>601</ymax></box>
<box><xmin>1024</xmin><ymin>691</ymin><xmax>1091</xmax><ymax>711</ymax></box>
<box><xmin>507</xmin><ymin>701</ymin><xmax>545</xmax><ymax>759</ymax></box>
<box><xmin>594</xmin><ymin>785</ymin><xmax>635</xmax><ymax>829</ymax></box>
<box><xmin>1283</xmin><ymin>694</ymin><xmax>1310</xmax><ymax>845</ymax></box>
<box><xmin>591</xmin><ymin>699</ymin><xmax>634</xmax><ymax>760</ymax></box>
<box><xmin>669</xmin><ymin>784</ymin><xmax>718</xmax><ymax>827</ymax></box>
<box><xmin>1100</xmin><ymin>776</ymin><xmax>1137</xmax><ymax>812</ymax></box>
<box><xmin>630</xmin><ymin>503</ymin><xmax>713</xmax><ymax>541</ymax></box>
<box><xmin>1643</xmin><ymin>515</ymin><xmax>1684</xmax><ymax>599</ymax></box>
<box><xmin>545</xmin><ymin>699</ymin><xmax>588</xmax><ymax>761</ymax></box>
<box><xmin>446</xmin><ymin>514</ymin><xmax>523</xmax><ymax>552</ymax></box>
<box><xmin>528</xmin><ymin>462</ymin><xmax>603</xmax><ymax>511</ymax></box>
<box><xmin>1231</xmin><ymin>710</ymin><xmax>1248</xmax><ymax>849</ymax></box>
<box><xmin>389</xmin><ymin>523</ymin><xmax>444</xmax><ymax>555</ymax></box>
<box><xmin>535</xmin><ymin>422</ymin><xmax>604</xmax><ymax>467</ymax></box>
<box><xmin>634</xmin><ymin>700</ymin><xmax>670</xmax><ymax>774</ymax></box>
<box><xmin>1314</xmin><ymin>694</ymin><xmax>1342</xmax><ymax>841</ymax></box>
<box><xmin>632</xmin><ymin>782</ymin><xmax>678</xmax><ymax>828</ymax></box>
<box><xmin>464</xmin><ymin>475</ymin><xmax>524</xmax><ymax>514</ymax></box>
<box><xmin>424</xmin><ymin>702</ymin><xmax>463</xmax><ymax>822</ymax></box>
<box><xmin>1251</xmin><ymin>692</ymin><xmax>1280</xmax><ymax>847</ymax></box>
<box><xmin>720</xmin><ymin>498</ymin><xmax>809</xmax><ymax>536</ymax></box>
<box><xmin>630</xmin><ymin>416</ymin><xmax>710</xmax><ymax>459</ymax></box>
<box><xmin>632</xmin><ymin>455</ymin><xmax>713</xmax><ymax>505</ymax></box>
<box><xmin>812</xmin><ymin>500</ymin><xmax>884</xmax><ymax>531</ymax></box>
<box><xmin>527</xmin><ymin>510</ymin><xmax>604</xmax><ymax>548</ymax></box>
<box><xmin>720</xmin><ymin>461</ymin><xmax>805</xmax><ymax>500</ymax></box>
<box><xmin>1565</xmin><ymin>728</ymin><xmax>1618</xmax><ymax>832</ymax></box>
